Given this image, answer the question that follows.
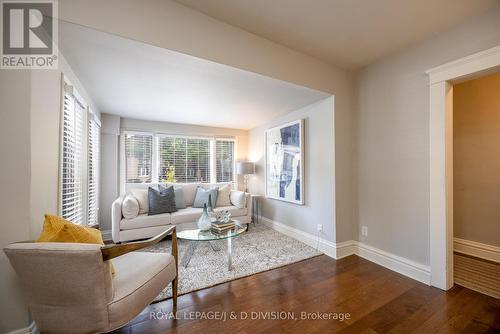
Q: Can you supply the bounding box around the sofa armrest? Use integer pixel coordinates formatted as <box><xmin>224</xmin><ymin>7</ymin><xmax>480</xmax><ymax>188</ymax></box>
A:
<box><xmin>111</xmin><ymin>196</ymin><xmax>124</xmax><ymax>243</ymax></box>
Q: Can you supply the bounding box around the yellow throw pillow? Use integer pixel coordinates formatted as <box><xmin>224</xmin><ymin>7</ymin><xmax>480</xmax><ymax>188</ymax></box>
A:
<box><xmin>37</xmin><ymin>214</ymin><xmax>115</xmax><ymax>276</ymax></box>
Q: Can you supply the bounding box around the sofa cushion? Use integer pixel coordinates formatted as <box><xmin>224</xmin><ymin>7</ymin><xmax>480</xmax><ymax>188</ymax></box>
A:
<box><xmin>214</xmin><ymin>205</ymin><xmax>247</xmax><ymax>218</ymax></box>
<box><xmin>166</xmin><ymin>183</ymin><xmax>200</xmax><ymax>206</ymax></box>
<box><xmin>230</xmin><ymin>190</ymin><xmax>247</xmax><ymax>209</ymax></box>
<box><xmin>169</xmin><ymin>205</ymin><xmax>247</xmax><ymax>225</ymax></box>
<box><xmin>108</xmin><ymin>252</ymin><xmax>176</xmax><ymax>330</ymax></box>
<box><xmin>216</xmin><ymin>184</ymin><xmax>232</xmax><ymax>207</ymax></box>
<box><xmin>193</xmin><ymin>186</ymin><xmax>218</xmax><ymax>208</ymax></box>
<box><xmin>170</xmin><ymin>207</ymin><xmax>203</xmax><ymax>224</ymax></box>
<box><xmin>122</xmin><ymin>195</ymin><xmax>139</xmax><ymax>219</ymax></box>
<box><xmin>130</xmin><ymin>189</ymin><xmax>149</xmax><ymax>214</ymax></box>
<box><xmin>120</xmin><ymin>213</ymin><xmax>171</xmax><ymax>230</ymax></box>
<box><xmin>148</xmin><ymin>185</ymin><xmax>177</xmax><ymax>215</ymax></box>
<box><xmin>204</xmin><ymin>182</ymin><xmax>232</xmax><ymax>189</ymax></box>
<box><xmin>173</xmin><ymin>187</ymin><xmax>186</xmax><ymax>209</ymax></box>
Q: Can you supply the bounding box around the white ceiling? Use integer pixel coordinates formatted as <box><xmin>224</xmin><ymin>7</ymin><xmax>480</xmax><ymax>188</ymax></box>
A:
<box><xmin>58</xmin><ymin>22</ymin><xmax>329</xmax><ymax>130</ymax></box>
<box><xmin>175</xmin><ymin>0</ymin><xmax>498</xmax><ymax>69</ymax></box>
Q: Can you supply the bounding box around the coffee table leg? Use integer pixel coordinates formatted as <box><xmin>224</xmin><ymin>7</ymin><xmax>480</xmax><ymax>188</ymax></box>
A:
<box><xmin>209</xmin><ymin>241</ymin><xmax>221</xmax><ymax>252</ymax></box>
<box><xmin>182</xmin><ymin>241</ymin><xmax>198</xmax><ymax>268</ymax></box>
<box><xmin>227</xmin><ymin>237</ymin><xmax>232</xmax><ymax>271</ymax></box>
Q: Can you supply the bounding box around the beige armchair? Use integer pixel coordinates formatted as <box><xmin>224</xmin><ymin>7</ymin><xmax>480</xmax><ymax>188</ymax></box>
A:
<box><xmin>4</xmin><ymin>226</ymin><xmax>178</xmax><ymax>334</ymax></box>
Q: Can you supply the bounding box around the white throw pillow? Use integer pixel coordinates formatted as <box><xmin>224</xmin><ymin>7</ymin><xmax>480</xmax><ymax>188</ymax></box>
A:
<box><xmin>129</xmin><ymin>189</ymin><xmax>149</xmax><ymax>214</ymax></box>
<box><xmin>122</xmin><ymin>194</ymin><xmax>140</xmax><ymax>219</ymax></box>
<box><xmin>230</xmin><ymin>190</ymin><xmax>246</xmax><ymax>209</ymax></box>
<box><xmin>216</xmin><ymin>184</ymin><xmax>232</xmax><ymax>207</ymax></box>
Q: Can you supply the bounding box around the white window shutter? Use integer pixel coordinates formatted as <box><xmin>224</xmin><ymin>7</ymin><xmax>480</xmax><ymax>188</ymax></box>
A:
<box><xmin>87</xmin><ymin>117</ymin><xmax>100</xmax><ymax>226</ymax></box>
<box><xmin>215</xmin><ymin>139</ymin><xmax>235</xmax><ymax>183</ymax></box>
<box><xmin>125</xmin><ymin>133</ymin><xmax>153</xmax><ymax>183</ymax></box>
<box><xmin>61</xmin><ymin>91</ymin><xmax>84</xmax><ymax>224</ymax></box>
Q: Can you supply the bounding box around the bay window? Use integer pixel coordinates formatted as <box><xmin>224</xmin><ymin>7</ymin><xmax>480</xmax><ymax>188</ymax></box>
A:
<box><xmin>123</xmin><ymin>132</ymin><xmax>235</xmax><ymax>185</ymax></box>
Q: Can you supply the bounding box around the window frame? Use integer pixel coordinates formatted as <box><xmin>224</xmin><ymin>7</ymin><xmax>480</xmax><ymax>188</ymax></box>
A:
<box><xmin>120</xmin><ymin>130</ymin><xmax>237</xmax><ymax>193</ymax></box>
<box><xmin>214</xmin><ymin>137</ymin><xmax>237</xmax><ymax>184</ymax></box>
<box><xmin>58</xmin><ymin>76</ymin><xmax>101</xmax><ymax>226</ymax></box>
<box><xmin>123</xmin><ymin>131</ymin><xmax>155</xmax><ymax>184</ymax></box>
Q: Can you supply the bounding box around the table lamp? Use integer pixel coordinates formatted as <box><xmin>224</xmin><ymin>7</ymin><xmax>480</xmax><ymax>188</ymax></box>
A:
<box><xmin>236</xmin><ymin>161</ymin><xmax>255</xmax><ymax>192</ymax></box>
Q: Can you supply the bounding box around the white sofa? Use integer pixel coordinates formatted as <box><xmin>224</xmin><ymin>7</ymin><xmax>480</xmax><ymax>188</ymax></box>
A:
<box><xmin>112</xmin><ymin>182</ymin><xmax>252</xmax><ymax>243</ymax></box>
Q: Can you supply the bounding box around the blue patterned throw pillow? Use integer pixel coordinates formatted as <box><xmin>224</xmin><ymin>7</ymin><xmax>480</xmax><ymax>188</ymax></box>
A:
<box><xmin>192</xmin><ymin>187</ymin><xmax>218</xmax><ymax>208</ymax></box>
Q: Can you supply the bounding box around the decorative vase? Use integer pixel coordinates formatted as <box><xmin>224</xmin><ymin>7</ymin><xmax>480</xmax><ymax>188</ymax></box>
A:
<box><xmin>207</xmin><ymin>194</ymin><xmax>214</xmax><ymax>213</ymax></box>
<box><xmin>197</xmin><ymin>203</ymin><xmax>212</xmax><ymax>231</ymax></box>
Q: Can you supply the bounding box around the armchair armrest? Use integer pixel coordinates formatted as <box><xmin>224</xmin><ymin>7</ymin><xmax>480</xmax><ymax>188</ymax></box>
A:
<box><xmin>101</xmin><ymin>225</ymin><xmax>177</xmax><ymax>262</ymax></box>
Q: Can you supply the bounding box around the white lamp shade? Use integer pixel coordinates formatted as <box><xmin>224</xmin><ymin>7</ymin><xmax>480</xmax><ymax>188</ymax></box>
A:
<box><xmin>236</xmin><ymin>161</ymin><xmax>255</xmax><ymax>175</ymax></box>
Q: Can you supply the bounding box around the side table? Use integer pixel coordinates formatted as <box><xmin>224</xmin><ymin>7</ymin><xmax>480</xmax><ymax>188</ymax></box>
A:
<box><xmin>251</xmin><ymin>194</ymin><xmax>264</xmax><ymax>227</ymax></box>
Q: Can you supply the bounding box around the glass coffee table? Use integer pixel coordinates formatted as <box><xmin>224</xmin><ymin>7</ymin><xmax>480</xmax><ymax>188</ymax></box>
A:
<box><xmin>176</xmin><ymin>220</ymin><xmax>246</xmax><ymax>271</ymax></box>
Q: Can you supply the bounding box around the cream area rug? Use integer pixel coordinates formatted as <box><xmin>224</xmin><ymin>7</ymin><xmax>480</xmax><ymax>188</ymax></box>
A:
<box><xmin>139</xmin><ymin>224</ymin><xmax>322</xmax><ymax>302</ymax></box>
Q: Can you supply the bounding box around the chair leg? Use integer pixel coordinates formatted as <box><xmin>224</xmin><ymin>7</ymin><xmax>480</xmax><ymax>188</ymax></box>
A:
<box><xmin>172</xmin><ymin>276</ymin><xmax>178</xmax><ymax>312</ymax></box>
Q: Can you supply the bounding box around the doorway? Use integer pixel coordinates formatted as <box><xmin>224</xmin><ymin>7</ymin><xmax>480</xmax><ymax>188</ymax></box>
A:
<box><xmin>452</xmin><ymin>72</ymin><xmax>500</xmax><ymax>298</ymax></box>
<box><xmin>426</xmin><ymin>45</ymin><xmax>500</xmax><ymax>290</ymax></box>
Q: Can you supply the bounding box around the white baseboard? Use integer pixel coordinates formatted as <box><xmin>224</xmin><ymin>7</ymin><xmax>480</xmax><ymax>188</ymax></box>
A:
<box><xmin>6</xmin><ymin>322</ymin><xmax>37</xmax><ymax>334</ymax></box>
<box><xmin>355</xmin><ymin>242</ymin><xmax>431</xmax><ymax>285</ymax></box>
<box><xmin>101</xmin><ymin>229</ymin><xmax>112</xmax><ymax>241</ymax></box>
<box><xmin>454</xmin><ymin>238</ymin><xmax>500</xmax><ymax>263</ymax></box>
<box><xmin>260</xmin><ymin>217</ymin><xmax>431</xmax><ymax>285</ymax></box>
<box><xmin>260</xmin><ymin>217</ymin><xmax>339</xmax><ymax>258</ymax></box>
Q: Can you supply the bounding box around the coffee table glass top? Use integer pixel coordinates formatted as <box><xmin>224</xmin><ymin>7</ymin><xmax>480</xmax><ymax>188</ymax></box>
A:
<box><xmin>176</xmin><ymin>220</ymin><xmax>246</xmax><ymax>241</ymax></box>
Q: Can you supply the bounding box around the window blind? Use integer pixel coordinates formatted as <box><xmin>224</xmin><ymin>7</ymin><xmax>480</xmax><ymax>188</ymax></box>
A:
<box><xmin>125</xmin><ymin>133</ymin><xmax>153</xmax><ymax>183</ymax></box>
<box><xmin>215</xmin><ymin>139</ymin><xmax>235</xmax><ymax>183</ymax></box>
<box><xmin>158</xmin><ymin>136</ymin><xmax>211</xmax><ymax>183</ymax></box>
<box><xmin>61</xmin><ymin>91</ymin><xmax>84</xmax><ymax>224</ymax></box>
<box><xmin>87</xmin><ymin>117</ymin><xmax>100</xmax><ymax>226</ymax></box>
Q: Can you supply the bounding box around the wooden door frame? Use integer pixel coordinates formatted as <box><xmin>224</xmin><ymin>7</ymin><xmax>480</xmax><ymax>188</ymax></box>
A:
<box><xmin>425</xmin><ymin>45</ymin><xmax>500</xmax><ymax>290</ymax></box>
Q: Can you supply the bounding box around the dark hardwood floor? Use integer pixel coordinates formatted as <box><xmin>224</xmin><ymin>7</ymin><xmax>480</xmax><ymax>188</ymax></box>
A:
<box><xmin>110</xmin><ymin>255</ymin><xmax>500</xmax><ymax>334</ymax></box>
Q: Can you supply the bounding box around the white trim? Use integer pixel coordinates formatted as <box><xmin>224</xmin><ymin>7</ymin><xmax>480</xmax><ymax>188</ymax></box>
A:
<box><xmin>152</xmin><ymin>135</ymin><xmax>159</xmax><ymax>183</ymax></box>
<box><xmin>101</xmin><ymin>229</ymin><xmax>113</xmax><ymax>242</ymax></box>
<box><xmin>356</xmin><ymin>242</ymin><xmax>431</xmax><ymax>285</ymax></box>
<box><xmin>119</xmin><ymin>132</ymin><xmax>126</xmax><ymax>195</ymax></box>
<box><xmin>261</xmin><ymin>217</ymin><xmax>431</xmax><ymax>285</ymax></box>
<box><xmin>454</xmin><ymin>238</ymin><xmax>500</xmax><ymax>263</ymax></box>
<box><xmin>209</xmin><ymin>139</ymin><xmax>216</xmax><ymax>184</ymax></box>
<box><xmin>335</xmin><ymin>240</ymin><xmax>357</xmax><ymax>259</ymax></box>
<box><xmin>426</xmin><ymin>45</ymin><xmax>500</xmax><ymax>84</ymax></box>
<box><xmin>6</xmin><ymin>322</ymin><xmax>37</xmax><ymax>334</ymax></box>
<box><xmin>426</xmin><ymin>44</ymin><xmax>500</xmax><ymax>291</ymax></box>
<box><xmin>260</xmin><ymin>217</ymin><xmax>341</xmax><ymax>259</ymax></box>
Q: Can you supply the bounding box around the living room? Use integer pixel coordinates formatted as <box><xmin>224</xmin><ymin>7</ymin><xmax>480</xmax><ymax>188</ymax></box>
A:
<box><xmin>1</xmin><ymin>1</ymin><xmax>499</xmax><ymax>333</ymax></box>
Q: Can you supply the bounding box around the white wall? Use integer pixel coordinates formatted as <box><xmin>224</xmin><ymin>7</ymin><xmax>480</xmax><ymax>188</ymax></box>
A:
<box><xmin>248</xmin><ymin>97</ymin><xmax>336</xmax><ymax>242</ymax></box>
<box><xmin>0</xmin><ymin>71</ymin><xmax>32</xmax><ymax>333</ymax></box>
<box><xmin>355</xmin><ymin>6</ymin><xmax>500</xmax><ymax>265</ymax></box>
<box><xmin>99</xmin><ymin>114</ymin><xmax>121</xmax><ymax>233</ymax></box>
<box><xmin>59</xmin><ymin>0</ymin><xmax>356</xmax><ymax>243</ymax></box>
